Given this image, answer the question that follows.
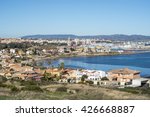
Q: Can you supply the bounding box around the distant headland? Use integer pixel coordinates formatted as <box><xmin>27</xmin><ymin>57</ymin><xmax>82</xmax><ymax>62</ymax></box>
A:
<box><xmin>21</xmin><ymin>34</ymin><xmax>150</xmax><ymax>41</ymax></box>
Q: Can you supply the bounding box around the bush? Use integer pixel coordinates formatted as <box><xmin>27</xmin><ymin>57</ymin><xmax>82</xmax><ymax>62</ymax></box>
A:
<box><xmin>141</xmin><ymin>88</ymin><xmax>150</xmax><ymax>95</ymax></box>
<box><xmin>0</xmin><ymin>83</ymin><xmax>15</xmax><ymax>89</ymax></box>
<box><xmin>21</xmin><ymin>85</ymin><xmax>43</xmax><ymax>92</ymax></box>
<box><xmin>119</xmin><ymin>87</ymin><xmax>140</xmax><ymax>94</ymax></box>
<box><xmin>101</xmin><ymin>77</ymin><xmax>109</xmax><ymax>81</ymax></box>
<box><xmin>0</xmin><ymin>83</ymin><xmax>7</xmax><ymax>88</ymax></box>
<box><xmin>0</xmin><ymin>75</ymin><xmax>7</xmax><ymax>82</ymax></box>
<box><xmin>11</xmin><ymin>86</ymin><xmax>19</xmax><ymax>92</ymax></box>
<box><xmin>78</xmin><ymin>81</ymin><xmax>86</xmax><ymax>84</ymax></box>
<box><xmin>20</xmin><ymin>80</ymin><xmax>37</xmax><ymax>86</ymax></box>
<box><xmin>0</xmin><ymin>83</ymin><xmax>20</xmax><ymax>92</ymax></box>
<box><xmin>56</xmin><ymin>87</ymin><xmax>67</xmax><ymax>92</ymax></box>
<box><xmin>86</xmin><ymin>80</ymin><xmax>94</xmax><ymax>84</ymax></box>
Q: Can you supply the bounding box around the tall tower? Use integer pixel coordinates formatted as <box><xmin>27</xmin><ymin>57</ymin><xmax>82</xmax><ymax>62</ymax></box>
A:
<box><xmin>67</xmin><ymin>37</ymin><xmax>71</xmax><ymax>46</ymax></box>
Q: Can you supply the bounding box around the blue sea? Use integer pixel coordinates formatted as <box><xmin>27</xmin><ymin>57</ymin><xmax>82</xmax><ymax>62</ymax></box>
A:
<box><xmin>41</xmin><ymin>52</ymin><xmax>150</xmax><ymax>77</ymax></box>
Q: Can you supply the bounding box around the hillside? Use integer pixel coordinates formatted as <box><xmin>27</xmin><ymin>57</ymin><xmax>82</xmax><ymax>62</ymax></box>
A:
<box><xmin>0</xmin><ymin>81</ymin><xmax>150</xmax><ymax>100</ymax></box>
<box><xmin>21</xmin><ymin>34</ymin><xmax>150</xmax><ymax>41</ymax></box>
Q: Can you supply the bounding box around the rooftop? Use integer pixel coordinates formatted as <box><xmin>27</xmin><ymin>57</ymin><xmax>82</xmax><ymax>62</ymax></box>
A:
<box><xmin>108</xmin><ymin>68</ymin><xmax>140</xmax><ymax>74</ymax></box>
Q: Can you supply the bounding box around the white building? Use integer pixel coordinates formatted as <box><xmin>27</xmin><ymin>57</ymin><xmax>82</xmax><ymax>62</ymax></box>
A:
<box><xmin>0</xmin><ymin>50</ymin><xmax>2</xmax><ymax>55</ymax></box>
<box><xmin>26</xmin><ymin>50</ymin><xmax>33</xmax><ymax>55</ymax></box>
<box><xmin>131</xmin><ymin>78</ymin><xmax>148</xmax><ymax>87</ymax></box>
<box><xmin>75</xmin><ymin>69</ymin><xmax>107</xmax><ymax>84</ymax></box>
<box><xmin>10</xmin><ymin>49</ymin><xmax>16</xmax><ymax>54</ymax></box>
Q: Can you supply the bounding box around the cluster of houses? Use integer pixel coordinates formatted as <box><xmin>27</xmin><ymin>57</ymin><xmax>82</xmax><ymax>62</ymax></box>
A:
<box><xmin>0</xmin><ymin>38</ymin><xmax>119</xmax><ymax>56</ymax></box>
<box><xmin>0</xmin><ymin>38</ymin><xmax>150</xmax><ymax>88</ymax></box>
<box><xmin>67</xmin><ymin>68</ymin><xmax>150</xmax><ymax>88</ymax></box>
<box><xmin>0</xmin><ymin>45</ymin><xmax>149</xmax><ymax>88</ymax></box>
<box><xmin>0</xmin><ymin>62</ymin><xmax>41</xmax><ymax>81</ymax></box>
<box><xmin>0</xmin><ymin>54</ymin><xmax>150</xmax><ymax>88</ymax></box>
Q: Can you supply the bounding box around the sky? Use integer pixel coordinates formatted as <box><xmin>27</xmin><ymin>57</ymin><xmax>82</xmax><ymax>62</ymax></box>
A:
<box><xmin>0</xmin><ymin>0</ymin><xmax>150</xmax><ymax>37</ymax></box>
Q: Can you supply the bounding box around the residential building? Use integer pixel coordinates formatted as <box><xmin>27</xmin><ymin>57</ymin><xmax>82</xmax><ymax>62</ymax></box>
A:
<box><xmin>107</xmin><ymin>68</ymin><xmax>140</xmax><ymax>85</ymax></box>
<box><xmin>75</xmin><ymin>69</ymin><xmax>107</xmax><ymax>83</ymax></box>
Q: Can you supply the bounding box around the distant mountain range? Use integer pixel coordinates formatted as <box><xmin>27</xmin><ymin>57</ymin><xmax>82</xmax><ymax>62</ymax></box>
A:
<box><xmin>21</xmin><ymin>34</ymin><xmax>150</xmax><ymax>41</ymax></box>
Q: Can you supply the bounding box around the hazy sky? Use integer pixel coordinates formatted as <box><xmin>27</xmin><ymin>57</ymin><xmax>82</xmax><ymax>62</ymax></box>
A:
<box><xmin>0</xmin><ymin>0</ymin><xmax>150</xmax><ymax>37</ymax></box>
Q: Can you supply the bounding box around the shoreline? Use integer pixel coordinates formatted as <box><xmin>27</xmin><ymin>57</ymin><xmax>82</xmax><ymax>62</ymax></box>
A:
<box><xmin>34</xmin><ymin>50</ymin><xmax>150</xmax><ymax>78</ymax></box>
<box><xmin>35</xmin><ymin>50</ymin><xmax>150</xmax><ymax>62</ymax></box>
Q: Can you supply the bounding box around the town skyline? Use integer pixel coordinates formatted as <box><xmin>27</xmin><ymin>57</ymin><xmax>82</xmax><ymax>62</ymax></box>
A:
<box><xmin>0</xmin><ymin>0</ymin><xmax>150</xmax><ymax>37</ymax></box>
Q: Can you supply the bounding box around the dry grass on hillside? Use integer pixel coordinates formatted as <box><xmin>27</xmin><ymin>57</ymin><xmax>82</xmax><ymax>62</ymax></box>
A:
<box><xmin>0</xmin><ymin>84</ymin><xmax>150</xmax><ymax>100</ymax></box>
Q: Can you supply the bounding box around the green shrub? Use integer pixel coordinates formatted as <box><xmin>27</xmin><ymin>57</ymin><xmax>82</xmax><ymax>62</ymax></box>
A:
<box><xmin>0</xmin><ymin>83</ymin><xmax>19</xmax><ymax>92</ymax></box>
<box><xmin>0</xmin><ymin>83</ymin><xmax>7</xmax><ymax>88</ymax></box>
<box><xmin>0</xmin><ymin>75</ymin><xmax>7</xmax><ymax>82</ymax></box>
<box><xmin>11</xmin><ymin>86</ymin><xmax>19</xmax><ymax>92</ymax></box>
<box><xmin>86</xmin><ymin>80</ymin><xmax>94</xmax><ymax>84</ymax></box>
<box><xmin>119</xmin><ymin>87</ymin><xmax>140</xmax><ymax>94</ymax></box>
<box><xmin>78</xmin><ymin>81</ymin><xmax>86</xmax><ymax>84</ymax></box>
<box><xmin>20</xmin><ymin>80</ymin><xmax>37</xmax><ymax>86</ymax></box>
<box><xmin>56</xmin><ymin>87</ymin><xmax>67</xmax><ymax>92</ymax></box>
<box><xmin>21</xmin><ymin>85</ymin><xmax>43</xmax><ymax>92</ymax></box>
<box><xmin>0</xmin><ymin>83</ymin><xmax>15</xmax><ymax>89</ymax></box>
<box><xmin>101</xmin><ymin>77</ymin><xmax>109</xmax><ymax>81</ymax></box>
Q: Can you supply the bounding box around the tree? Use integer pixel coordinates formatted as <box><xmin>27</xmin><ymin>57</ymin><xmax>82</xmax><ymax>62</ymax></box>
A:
<box><xmin>43</xmin><ymin>71</ymin><xmax>52</xmax><ymax>81</ymax></box>
<box><xmin>70</xmin><ymin>48</ymin><xmax>75</xmax><ymax>51</ymax></box>
<box><xmin>86</xmin><ymin>80</ymin><xmax>94</xmax><ymax>85</ymax></box>
<box><xmin>101</xmin><ymin>77</ymin><xmax>109</xmax><ymax>81</ymax></box>
<box><xmin>56</xmin><ymin>75</ymin><xmax>61</xmax><ymax>81</ymax></box>
<box><xmin>67</xmin><ymin>79</ymin><xmax>71</xmax><ymax>83</ymax></box>
<box><xmin>38</xmin><ymin>62</ymin><xmax>43</xmax><ymax>67</ymax></box>
<box><xmin>47</xmin><ymin>60</ymin><xmax>51</xmax><ymax>68</ymax></box>
<box><xmin>81</xmin><ymin>75</ymin><xmax>88</xmax><ymax>82</ymax></box>
<box><xmin>59</xmin><ymin>62</ymin><xmax>65</xmax><ymax>70</ymax></box>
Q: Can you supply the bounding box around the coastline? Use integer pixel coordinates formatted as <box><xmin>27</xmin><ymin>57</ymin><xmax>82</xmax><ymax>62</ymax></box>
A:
<box><xmin>34</xmin><ymin>50</ymin><xmax>150</xmax><ymax>78</ymax></box>
<box><xmin>34</xmin><ymin>50</ymin><xmax>150</xmax><ymax>62</ymax></box>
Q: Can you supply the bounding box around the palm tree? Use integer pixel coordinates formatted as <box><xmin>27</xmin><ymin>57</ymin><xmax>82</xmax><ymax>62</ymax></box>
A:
<box><xmin>59</xmin><ymin>62</ymin><xmax>65</xmax><ymax>70</ymax></box>
<box><xmin>47</xmin><ymin>60</ymin><xmax>51</xmax><ymax>68</ymax></box>
<box><xmin>43</xmin><ymin>71</ymin><xmax>52</xmax><ymax>81</ymax></box>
